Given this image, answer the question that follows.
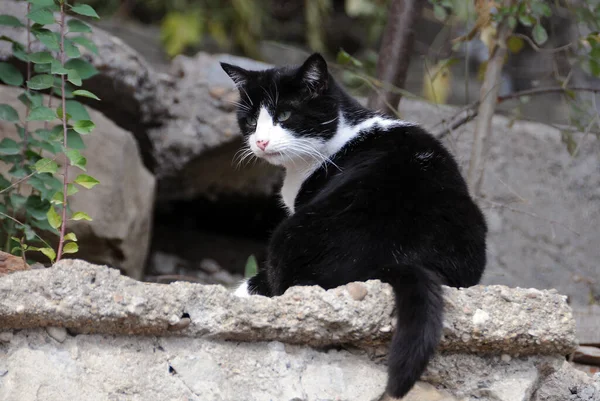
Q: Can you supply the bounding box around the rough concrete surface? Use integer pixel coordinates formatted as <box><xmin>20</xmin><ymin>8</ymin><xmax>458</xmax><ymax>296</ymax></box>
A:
<box><xmin>533</xmin><ymin>361</ymin><xmax>600</xmax><ymax>401</ymax></box>
<box><xmin>0</xmin><ymin>330</ymin><xmax>387</xmax><ymax>401</ymax></box>
<box><xmin>0</xmin><ymin>260</ymin><xmax>577</xmax><ymax>356</ymax></box>
<box><xmin>0</xmin><ymin>260</ymin><xmax>589</xmax><ymax>401</ymax></box>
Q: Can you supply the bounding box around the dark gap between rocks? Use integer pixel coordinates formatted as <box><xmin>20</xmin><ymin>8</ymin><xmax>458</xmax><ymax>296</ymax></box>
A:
<box><xmin>146</xmin><ymin>194</ymin><xmax>286</xmax><ymax>285</ymax></box>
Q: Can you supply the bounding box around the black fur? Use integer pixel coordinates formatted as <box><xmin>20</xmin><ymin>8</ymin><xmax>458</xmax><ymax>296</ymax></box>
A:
<box><xmin>222</xmin><ymin>54</ymin><xmax>487</xmax><ymax>398</ymax></box>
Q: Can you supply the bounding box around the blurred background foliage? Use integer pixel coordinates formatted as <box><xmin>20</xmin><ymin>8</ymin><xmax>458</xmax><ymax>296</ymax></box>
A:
<box><xmin>74</xmin><ymin>0</ymin><xmax>600</xmax><ymax>137</ymax></box>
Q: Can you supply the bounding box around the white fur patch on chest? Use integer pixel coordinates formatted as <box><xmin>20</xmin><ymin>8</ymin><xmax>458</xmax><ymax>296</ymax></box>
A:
<box><xmin>279</xmin><ymin>113</ymin><xmax>412</xmax><ymax>214</ymax></box>
<box><xmin>281</xmin><ymin>167</ymin><xmax>315</xmax><ymax>213</ymax></box>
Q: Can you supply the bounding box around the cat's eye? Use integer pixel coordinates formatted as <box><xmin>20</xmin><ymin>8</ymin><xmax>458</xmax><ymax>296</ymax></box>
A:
<box><xmin>277</xmin><ymin>111</ymin><xmax>291</xmax><ymax>122</ymax></box>
<box><xmin>246</xmin><ymin>116</ymin><xmax>257</xmax><ymax>126</ymax></box>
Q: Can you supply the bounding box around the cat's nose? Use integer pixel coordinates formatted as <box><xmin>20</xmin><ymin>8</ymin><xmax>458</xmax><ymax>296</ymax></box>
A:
<box><xmin>256</xmin><ymin>140</ymin><xmax>269</xmax><ymax>151</ymax></box>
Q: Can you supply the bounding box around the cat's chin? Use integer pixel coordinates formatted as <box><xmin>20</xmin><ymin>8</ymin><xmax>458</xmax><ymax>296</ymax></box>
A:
<box><xmin>255</xmin><ymin>151</ymin><xmax>287</xmax><ymax>166</ymax></box>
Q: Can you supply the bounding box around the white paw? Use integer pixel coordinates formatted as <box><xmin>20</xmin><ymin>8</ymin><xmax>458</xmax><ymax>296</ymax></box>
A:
<box><xmin>233</xmin><ymin>279</ymin><xmax>251</xmax><ymax>298</ymax></box>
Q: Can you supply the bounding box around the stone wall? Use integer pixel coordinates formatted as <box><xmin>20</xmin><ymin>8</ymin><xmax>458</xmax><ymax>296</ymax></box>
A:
<box><xmin>1</xmin><ymin>260</ymin><xmax>598</xmax><ymax>401</ymax></box>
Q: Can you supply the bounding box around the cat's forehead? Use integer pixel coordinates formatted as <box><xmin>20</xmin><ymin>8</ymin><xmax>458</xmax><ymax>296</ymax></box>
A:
<box><xmin>243</xmin><ymin>67</ymin><xmax>300</xmax><ymax>106</ymax></box>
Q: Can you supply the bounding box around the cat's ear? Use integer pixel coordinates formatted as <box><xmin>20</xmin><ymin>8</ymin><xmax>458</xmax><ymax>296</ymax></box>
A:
<box><xmin>296</xmin><ymin>53</ymin><xmax>328</xmax><ymax>96</ymax></box>
<box><xmin>221</xmin><ymin>62</ymin><xmax>251</xmax><ymax>88</ymax></box>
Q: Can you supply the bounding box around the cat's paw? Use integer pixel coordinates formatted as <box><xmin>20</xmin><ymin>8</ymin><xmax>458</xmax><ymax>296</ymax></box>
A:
<box><xmin>233</xmin><ymin>279</ymin><xmax>251</xmax><ymax>297</ymax></box>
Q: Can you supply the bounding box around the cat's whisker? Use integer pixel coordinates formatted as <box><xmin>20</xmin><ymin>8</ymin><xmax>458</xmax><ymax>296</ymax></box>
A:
<box><xmin>321</xmin><ymin>117</ymin><xmax>338</xmax><ymax>125</ymax></box>
<box><xmin>239</xmin><ymin>87</ymin><xmax>254</xmax><ymax>106</ymax></box>
<box><xmin>229</xmin><ymin>101</ymin><xmax>251</xmax><ymax>112</ymax></box>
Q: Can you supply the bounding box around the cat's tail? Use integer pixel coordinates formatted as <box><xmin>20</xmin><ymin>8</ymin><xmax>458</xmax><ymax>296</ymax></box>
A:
<box><xmin>380</xmin><ymin>264</ymin><xmax>444</xmax><ymax>399</ymax></box>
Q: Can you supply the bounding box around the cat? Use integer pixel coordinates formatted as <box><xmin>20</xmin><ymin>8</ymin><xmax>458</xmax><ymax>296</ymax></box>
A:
<box><xmin>221</xmin><ymin>53</ymin><xmax>487</xmax><ymax>399</ymax></box>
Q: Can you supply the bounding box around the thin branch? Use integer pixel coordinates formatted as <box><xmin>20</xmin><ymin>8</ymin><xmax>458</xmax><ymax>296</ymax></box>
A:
<box><xmin>0</xmin><ymin>156</ymin><xmax>59</xmax><ymax>195</ymax></box>
<box><xmin>512</xmin><ymin>33</ymin><xmax>574</xmax><ymax>54</ymax></box>
<box><xmin>368</xmin><ymin>0</ymin><xmax>426</xmax><ymax>114</ymax></box>
<box><xmin>466</xmin><ymin>16</ymin><xmax>512</xmax><ymax>194</ymax></box>
<box><xmin>56</xmin><ymin>2</ymin><xmax>68</xmax><ymax>263</ymax></box>
<box><xmin>480</xmin><ymin>198</ymin><xmax>580</xmax><ymax>236</ymax></box>
<box><xmin>0</xmin><ymin>212</ymin><xmax>55</xmax><ymax>250</ymax></box>
<box><xmin>434</xmin><ymin>86</ymin><xmax>600</xmax><ymax>138</ymax></box>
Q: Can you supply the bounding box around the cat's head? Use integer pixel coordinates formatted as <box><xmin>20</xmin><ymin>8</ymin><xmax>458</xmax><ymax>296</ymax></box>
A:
<box><xmin>221</xmin><ymin>53</ymin><xmax>340</xmax><ymax>167</ymax></box>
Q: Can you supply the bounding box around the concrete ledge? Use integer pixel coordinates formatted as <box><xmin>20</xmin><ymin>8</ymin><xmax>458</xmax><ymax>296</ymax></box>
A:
<box><xmin>0</xmin><ymin>259</ymin><xmax>577</xmax><ymax>356</ymax></box>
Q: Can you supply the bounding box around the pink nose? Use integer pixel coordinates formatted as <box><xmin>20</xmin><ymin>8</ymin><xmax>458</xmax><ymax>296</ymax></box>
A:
<box><xmin>256</xmin><ymin>140</ymin><xmax>269</xmax><ymax>151</ymax></box>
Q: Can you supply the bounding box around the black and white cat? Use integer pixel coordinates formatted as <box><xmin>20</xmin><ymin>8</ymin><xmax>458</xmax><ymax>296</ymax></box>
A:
<box><xmin>221</xmin><ymin>53</ymin><xmax>487</xmax><ymax>399</ymax></box>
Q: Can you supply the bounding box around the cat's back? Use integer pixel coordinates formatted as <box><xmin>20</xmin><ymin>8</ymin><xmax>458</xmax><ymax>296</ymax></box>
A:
<box><xmin>299</xmin><ymin>122</ymin><xmax>471</xmax><ymax>210</ymax></box>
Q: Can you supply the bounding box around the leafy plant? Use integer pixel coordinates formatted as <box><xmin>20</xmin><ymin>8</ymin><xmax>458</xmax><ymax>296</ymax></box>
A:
<box><xmin>0</xmin><ymin>0</ymin><xmax>100</xmax><ymax>264</ymax></box>
<box><xmin>244</xmin><ymin>254</ymin><xmax>258</xmax><ymax>278</ymax></box>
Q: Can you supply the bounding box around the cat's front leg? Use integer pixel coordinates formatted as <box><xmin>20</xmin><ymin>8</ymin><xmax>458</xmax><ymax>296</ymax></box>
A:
<box><xmin>233</xmin><ymin>269</ymin><xmax>273</xmax><ymax>297</ymax></box>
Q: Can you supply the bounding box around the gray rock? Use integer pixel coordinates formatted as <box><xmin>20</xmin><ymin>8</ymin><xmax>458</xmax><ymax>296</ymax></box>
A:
<box><xmin>533</xmin><ymin>361</ymin><xmax>600</xmax><ymax>401</ymax></box>
<box><xmin>0</xmin><ymin>260</ymin><xmax>577</xmax><ymax>355</ymax></box>
<box><xmin>0</xmin><ymin>87</ymin><xmax>155</xmax><ymax>279</ymax></box>
<box><xmin>423</xmin><ymin>353</ymin><xmax>561</xmax><ymax>401</ymax></box>
<box><xmin>397</xmin><ymin>99</ymin><xmax>600</xmax><ymax>309</ymax></box>
<box><xmin>0</xmin><ymin>0</ymin><xmax>169</xmax><ymax>156</ymax></box>
<box><xmin>45</xmin><ymin>326</ymin><xmax>67</xmax><ymax>343</ymax></box>
<box><xmin>0</xmin><ymin>329</ymin><xmax>386</xmax><ymax>401</ymax></box>
<box><xmin>0</xmin><ymin>332</ymin><xmax>13</xmax><ymax>343</ymax></box>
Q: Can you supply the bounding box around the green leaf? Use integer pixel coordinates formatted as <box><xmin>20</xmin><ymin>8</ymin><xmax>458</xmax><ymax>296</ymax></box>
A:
<box><xmin>64</xmin><ymin>39</ymin><xmax>81</xmax><ymax>58</ymax></box>
<box><xmin>62</xmin><ymin>242</ymin><xmax>79</xmax><ymax>254</ymax></box>
<box><xmin>336</xmin><ymin>49</ymin><xmax>363</xmax><ymax>68</ymax></box>
<box><xmin>64</xmin><ymin>232</ymin><xmax>78</xmax><ymax>242</ymax></box>
<box><xmin>531</xmin><ymin>2</ymin><xmax>552</xmax><ymax>18</ymax></box>
<box><xmin>72</xmin><ymin>120</ymin><xmax>95</xmax><ymax>134</ymax></box>
<box><xmin>12</xmin><ymin>42</ymin><xmax>29</xmax><ymax>62</ymax></box>
<box><xmin>51</xmin><ymin>191</ymin><xmax>63</xmax><ymax>205</ymax></box>
<box><xmin>0</xmin><ymin>104</ymin><xmax>19</xmax><ymax>123</ymax></box>
<box><xmin>10</xmin><ymin>193</ymin><xmax>27</xmax><ymax>209</ymax></box>
<box><xmin>0</xmin><ymin>138</ymin><xmax>20</xmax><ymax>154</ymax></box>
<box><xmin>18</xmin><ymin>92</ymin><xmax>43</xmax><ymax>109</ymax></box>
<box><xmin>27</xmin><ymin>74</ymin><xmax>54</xmax><ymax>90</ymax></box>
<box><xmin>518</xmin><ymin>14</ymin><xmax>535</xmax><ymax>27</ymax></box>
<box><xmin>71</xmin><ymin>211</ymin><xmax>92</xmax><ymax>221</ymax></box>
<box><xmin>67</xmin><ymin>68</ymin><xmax>82</xmax><ymax>86</ymax></box>
<box><xmin>532</xmin><ymin>23</ymin><xmax>548</xmax><ymax>45</ymax></box>
<box><xmin>46</xmin><ymin>205</ymin><xmax>62</xmax><ymax>229</ymax></box>
<box><xmin>72</xmin><ymin>89</ymin><xmax>100</xmax><ymax>101</ymax></box>
<box><xmin>0</xmin><ymin>62</ymin><xmax>24</xmax><ymax>86</ymax></box>
<box><xmin>433</xmin><ymin>4</ymin><xmax>447</xmax><ymax>20</ymax></box>
<box><xmin>65</xmin><ymin>100</ymin><xmax>90</xmax><ymax>121</ymax></box>
<box><xmin>34</xmin><ymin>158</ymin><xmax>58</xmax><ymax>174</ymax></box>
<box><xmin>26</xmin><ymin>8</ymin><xmax>55</xmax><ymax>25</ymax></box>
<box><xmin>25</xmin><ymin>195</ymin><xmax>51</xmax><ymax>220</ymax></box>
<box><xmin>67</xmin><ymin>129</ymin><xmax>85</xmax><ymax>149</ymax></box>
<box><xmin>160</xmin><ymin>11</ymin><xmax>202</xmax><ymax>57</ymax></box>
<box><xmin>28</xmin><ymin>51</ymin><xmax>54</xmax><ymax>64</ymax></box>
<box><xmin>66</xmin><ymin>149</ymin><xmax>86</xmax><ymax>170</ymax></box>
<box><xmin>33</xmin><ymin>28</ymin><xmax>59</xmax><ymax>51</ymax></box>
<box><xmin>50</xmin><ymin>59</ymin><xmax>69</xmax><ymax>75</ymax></box>
<box><xmin>0</xmin><ymin>15</ymin><xmax>25</xmax><ymax>27</ymax></box>
<box><xmin>74</xmin><ymin>174</ymin><xmax>99</xmax><ymax>189</ymax></box>
<box><xmin>64</xmin><ymin>58</ymin><xmax>98</xmax><ymax>79</ymax></box>
<box><xmin>0</xmin><ymin>174</ymin><xmax>11</xmax><ymax>190</ymax></box>
<box><xmin>27</xmin><ymin>105</ymin><xmax>56</xmax><ymax>121</ymax></box>
<box><xmin>23</xmin><ymin>224</ymin><xmax>36</xmax><ymax>241</ymax></box>
<box><xmin>244</xmin><ymin>254</ymin><xmax>258</xmax><ymax>278</ymax></box>
<box><xmin>70</xmin><ymin>36</ymin><xmax>98</xmax><ymax>55</ymax></box>
<box><xmin>33</xmin><ymin>62</ymin><xmax>51</xmax><ymax>74</ymax></box>
<box><xmin>508</xmin><ymin>16</ymin><xmax>517</xmax><ymax>30</ymax></box>
<box><xmin>67</xmin><ymin>183</ymin><xmax>78</xmax><ymax>195</ymax></box>
<box><xmin>38</xmin><ymin>247</ymin><xmax>56</xmax><ymax>263</ymax></box>
<box><xmin>70</xmin><ymin>4</ymin><xmax>100</xmax><ymax>19</ymax></box>
<box><xmin>67</xmin><ymin>19</ymin><xmax>92</xmax><ymax>33</ymax></box>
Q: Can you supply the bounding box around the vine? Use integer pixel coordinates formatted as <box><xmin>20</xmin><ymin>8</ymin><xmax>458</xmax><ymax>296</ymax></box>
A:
<box><xmin>0</xmin><ymin>0</ymin><xmax>101</xmax><ymax>264</ymax></box>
